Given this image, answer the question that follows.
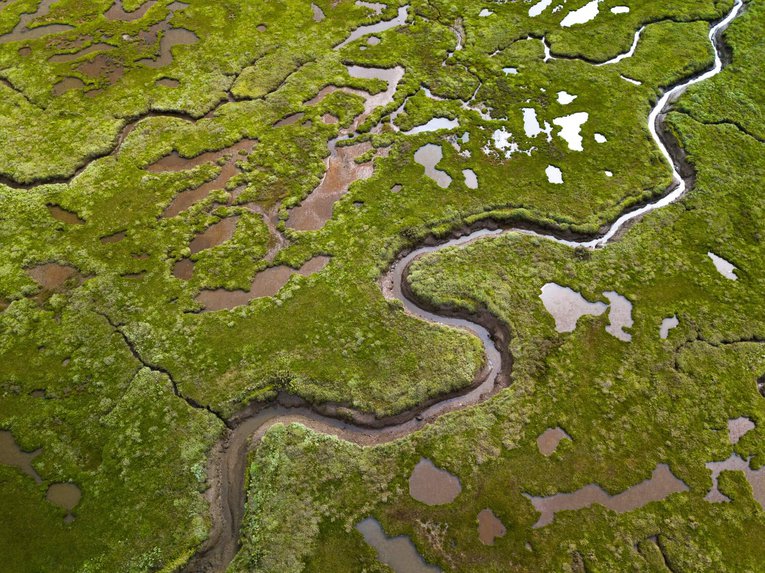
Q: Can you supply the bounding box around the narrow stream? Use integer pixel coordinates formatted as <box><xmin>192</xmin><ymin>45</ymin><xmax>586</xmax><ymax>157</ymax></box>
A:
<box><xmin>154</xmin><ymin>1</ymin><xmax>744</xmax><ymax>569</ymax></box>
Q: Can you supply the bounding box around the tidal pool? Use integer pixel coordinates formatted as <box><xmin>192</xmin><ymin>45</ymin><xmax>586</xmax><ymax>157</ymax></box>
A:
<box><xmin>288</xmin><ymin>65</ymin><xmax>403</xmax><ymax>230</ymax></box>
<box><xmin>556</xmin><ymin>91</ymin><xmax>577</xmax><ymax>105</ymax></box>
<box><xmin>335</xmin><ymin>5</ymin><xmax>408</xmax><ymax>50</ymax></box>
<box><xmin>408</xmin><ymin>458</ymin><xmax>461</xmax><ymax>505</ymax></box>
<box><xmin>274</xmin><ymin>112</ymin><xmax>305</xmax><ymax>127</ymax></box>
<box><xmin>659</xmin><ymin>315</ymin><xmax>679</xmax><ymax>339</ymax></box>
<box><xmin>553</xmin><ymin>112</ymin><xmax>588</xmax><ymax>151</ymax></box>
<box><xmin>157</xmin><ymin>77</ymin><xmax>180</xmax><ymax>87</ymax></box>
<box><xmin>526</xmin><ymin>464</ymin><xmax>688</xmax><ymax>527</ymax></box>
<box><xmin>477</xmin><ymin>509</ymin><xmax>506</xmax><ymax>545</ymax></box>
<box><xmin>537</xmin><ymin>427</ymin><xmax>571</xmax><ymax>456</ymax></box>
<box><xmin>540</xmin><ymin>283</ymin><xmax>607</xmax><ymax>332</ymax></box>
<box><xmin>28</xmin><ymin>263</ymin><xmax>79</xmax><ymax>291</ymax></box>
<box><xmin>105</xmin><ymin>0</ymin><xmax>158</xmax><ymax>21</ymax></box>
<box><xmin>48</xmin><ymin>205</ymin><xmax>84</xmax><ymax>224</ymax></box>
<box><xmin>356</xmin><ymin>517</ymin><xmax>441</xmax><ymax>573</ymax></box>
<box><xmin>603</xmin><ymin>291</ymin><xmax>633</xmax><ymax>342</ymax></box>
<box><xmin>529</xmin><ymin>0</ymin><xmax>553</xmax><ymax>17</ymax></box>
<box><xmin>189</xmin><ymin>216</ymin><xmax>239</xmax><ymax>254</ymax></box>
<box><xmin>311</xmin><ymin>3</ymin><xmax>325</xmax><ymax>22</ymax></box>
<box><xmin>404</xmin><ymin>117</ymin><xmax>459</xmax><ymax>135</ymax></box>
<box><xmin>0</xmin><ymin>431</ymin><xmax>41</xmax><ymax>483</ymax></box>
<box><xmin>49</xmin><ymin>43</ymin><xmax>115</xmax><ymax>63</ymax></box>
<box><xmin>705</xmin><ymin>454</ymin><xmax>765</xmax><ymax>508</ymax></box>
<box><xmin>728</xmin><ymin>417</ymin><xmax>755</xmax><ymax>445</ymax></box>
<box><xmin>47</xmin><ymin>483</ymin><xmax>81</xmax><ymax>512</ymax></box>
<box><xmin>414</xmin><ymin>144</ymin><xmax>452</xmax><ymax>188</ymax></box>
<box><xmin>173</xmin><ymin>258</ymin><xmax>194</xmax><ymax>280</ymax></box>
<box><xmin>708</xmin><ymin>252</ymin><xmax>738</xmax><ymax>280</ymax></box>
<box><xmin>147</xmin><ymin>139</ymin><xmax>256</xmax><ymax>217</ymax></box>
<box><xmin>138</xmin><ymin>27</ymin><xmax>198</xmax><ymax>68</ymax></box>
<box><xmin>196</xmin><ymin>256</ymin><xmax>330</xmax><ymax>310</ymax></box>
<box><xmin>523</xmin><ymin>108</ymin><xmax>552</xmax><ymax>139</ymax></box>
<box><xmin>561</xmin><ymin>0</ymin><xmax>601</xmax><ymax>27</ymax></box>
<box><xmin>355</xmin><ymin>0</ymin><xmax>386</xmax><ymax>15</ymax></box>
<box><xmin>545</xmin><ymin>165</ymin><xmax>563</xmax><ymax>184</ymax></box>
<box><xmin>53</xmin><ymin>77</ymin><xmax>85</xmax><ymax>96</ymax></box>
<box><xmin>0</xmin><ymin>0</ymin><xmax>74</xmax><ymax>44</ymax></box>
<box><xmin>462</xmin><ymin>169</ymin><xmax>478</xmax><ymax>189</ymax></box>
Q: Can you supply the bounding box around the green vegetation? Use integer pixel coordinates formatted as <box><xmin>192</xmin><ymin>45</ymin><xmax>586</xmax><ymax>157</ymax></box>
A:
<box><xmin>0</xmin><ymin>0</ymin><xmax>762</xmax><ymax>571</ymax></box>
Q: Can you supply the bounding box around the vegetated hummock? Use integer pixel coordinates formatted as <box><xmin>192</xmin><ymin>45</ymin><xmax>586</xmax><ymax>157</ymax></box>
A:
<box><xmin>0</xmin><ymin>0</ymin><xmax>763</xmax><ymax>571</ymax></box>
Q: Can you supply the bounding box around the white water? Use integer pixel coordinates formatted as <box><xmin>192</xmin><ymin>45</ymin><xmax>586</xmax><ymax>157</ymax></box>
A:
<box><xmin>560</xmin><ymin>0</ymin><xmax>601</xmax><ymax>27</ymax></box>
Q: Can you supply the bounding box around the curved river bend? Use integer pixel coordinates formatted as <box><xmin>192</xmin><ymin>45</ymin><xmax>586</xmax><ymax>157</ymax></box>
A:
<box><xmin>182</xmin><ymin>2</ymin><xmax>744</xmax><ymax>570</ymax></box>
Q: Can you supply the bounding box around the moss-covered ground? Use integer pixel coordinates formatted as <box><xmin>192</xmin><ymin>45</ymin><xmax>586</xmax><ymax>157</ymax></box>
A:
<box><xmin>0</xmin><ymin>0</ymin><xmax>763</xmax><ymax>570</ymax></box>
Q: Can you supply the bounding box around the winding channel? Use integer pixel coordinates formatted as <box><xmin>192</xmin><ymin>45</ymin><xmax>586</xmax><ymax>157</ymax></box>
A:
<box><xmin>182</xmin><ymin>2</ymin><xmax>746</xmax><ymax>571</ymax></box>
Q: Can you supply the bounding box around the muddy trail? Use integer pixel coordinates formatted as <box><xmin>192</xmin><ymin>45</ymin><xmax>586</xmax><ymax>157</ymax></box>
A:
<box><xmin>181</xmin><ymin>2</ymin><xmax>745</xmax><ymax>571</ymax></box>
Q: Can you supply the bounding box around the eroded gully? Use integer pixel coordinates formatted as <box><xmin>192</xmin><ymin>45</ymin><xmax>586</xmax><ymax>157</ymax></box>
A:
<box><xmin>127</xmin><ymin>2</ymin><xmax>745</xmax><ymax>570</ymax></box>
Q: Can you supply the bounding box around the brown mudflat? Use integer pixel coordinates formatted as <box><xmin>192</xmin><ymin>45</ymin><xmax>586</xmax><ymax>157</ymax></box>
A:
<box><xmin>27</xmin><ymin>263</ymin><xmax>79</xmax><ymax>290</ymax></box>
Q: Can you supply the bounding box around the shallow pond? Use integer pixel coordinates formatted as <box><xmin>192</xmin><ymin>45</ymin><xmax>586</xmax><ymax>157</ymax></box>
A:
<box><xmin>408</xmin><ymin>457</ymin><xmax>461</xmax><ymax>505</ymax></box>
<box><xmin>659</xmin><ymin>315</ymin><xmax>679</xmax><ymax>339</ymax></box>
<box><xmin>462</xmin><ymin>168</ymin><xmax>478</xmax><ymax>189</ymax></box>
<box><xmin>190</xmin><ymin>216</ymin><xmax>239</xmax><ymax>254</ymax></box>
<box><xmin>708</xmin><ymin>252</ymin><xmax>737</xmax><ymax>280</ymax></box>
<box><xmin>28</xmin><ymin>263</ymin><xmax>79</xmax><ymax>290</ymax></box>
<box><xmin>477</xmin><ymin>509</ymin><xmax>506</xmax><ymax>545</ymax></box>
<box><xmin>356</xmin><ymin>517</ymin><xmax>441</xmax><ymax>573</ymax></box>
<box><xmin>48</xmin><ymin>205</ymin><xmax>84</xmax><ymax>224</ymax></box>
<box><xmin>561</xmin><ymin>0</ymin><xmax>600</xmax><ymax>27</ymax></box>
<box><xmin>537</xmin><ymin>427</ymin><xmax>571</xmax><ymax>456</ymax></box>
<box><xmin>603</xmin><ymin>291</ymin><xmax>633</xmax><ymax>342</ymax></box>
<box><xmin>404</xmin><ymin>117</ymin><xmax>459</xmax><ymax>135</ymax></box>
<box><xmin>728</xmin><ymin>417</ymin><xmax>755</xmax><ymax>445</ymax></box>
<box><xmin>539</xmin><ymin>283</ymin><xmax>607</xmax><ymax>333</ymax></box>
<box><xmin>47</xmin><ymin>482</ymin><xmax>81</xmax><ymax>511</ymax></box>
<box><xmin>706</xmin><ymin>454</ymin><xmax>765</xmax><ymax>508</ymax></box>
<box><xmin>526</xmin><ymin>463</ymin><xmax>688</xmax><ymax>527</ymax></box>
<box><xmin>196</xmin><ymin>256</ymin><xmax>330</xmax><ymax>311</ymax></box>
<box><xmin>335</xmin><ymin>5</ymin><xmax>408</xmax><ymax>50</ymax></box>
<box><xmin>0</xmin><ymin>0</ymin><xmax>74</xmax><ymax>44</ymax></box>
<box><xmin>414</xmin><ymin>144</ymin><xmax>451</xmax><ymax>189</ymax></box>
<box><xmin>0</xmin><ymin>431</ymin><xmax>41</xmax><ymax>483</ymax></box>
<box><xmin>147</xmin><ymin>139</ymin><xmax>256</xmax><ymax>217</ymax></box>
<box><xmin>552</xmin><ymin>112</ymin><xmax>588</xmax><ymax>151</ymax></box>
